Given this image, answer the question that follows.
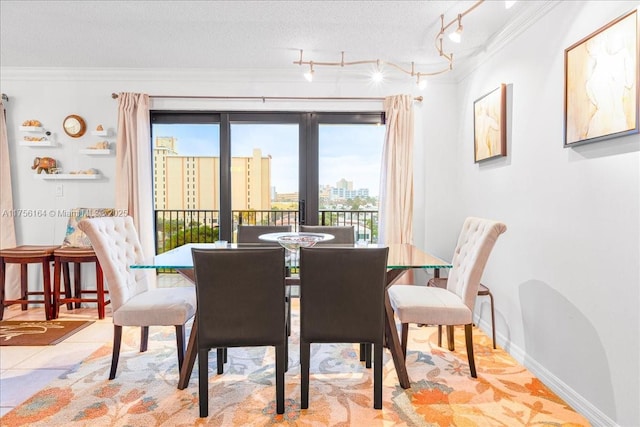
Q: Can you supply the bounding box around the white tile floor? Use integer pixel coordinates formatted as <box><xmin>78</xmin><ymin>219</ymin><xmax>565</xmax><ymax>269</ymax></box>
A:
<box><xmin>0</xmin><ymin>273</ymin><xmax>190</xmax><ymax>417</ymax></box>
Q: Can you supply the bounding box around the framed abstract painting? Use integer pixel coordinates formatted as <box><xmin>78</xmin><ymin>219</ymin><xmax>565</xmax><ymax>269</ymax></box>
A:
<box><xmin>474</xmin><ymin>84</ymin><xmax>506</xmax><ymax>163</ymax></box>
<box><xmin>564</xmin><ymin>9</ymin><xmax>639</xmax><ymax>147</ymax></box>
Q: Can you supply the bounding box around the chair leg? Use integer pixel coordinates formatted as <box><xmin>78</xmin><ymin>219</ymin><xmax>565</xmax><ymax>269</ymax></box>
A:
<box><xmin>285</xmin><ymin>294</ymin><xmax>292</xmax><ymax>337</ymax></box>
<box><xmin>52</xmin><ymin>259</ymin><xmax>62</xmax><ymax>319</ymax></box>
<box><xmin>275</xmin><ymin>343</ymin><xmax>285</xmax><ymax>415</ymax></box>
<box><xmin>488</xmin><ymin>291</ymin><xmax>496</xmax><ymax>349</ymax></box>
<box><xmin>216</xmin><ymin>348</ymin><xmax>224</xmax><ymax>374</ymax></box>
<box><xmin>437</xmin><ymin>325</ymin><xmax>442</xmax><ymax>347</ymax></box>
<box><xmin>109</xmin><ymin>325</ymin><xmax>123</xmax><ymax>380</ymax></box>
<box><xmin>140</xmin><ymin>326</ymin><xmax>149</xmax><ymax>352</ymax></box>
<box><xmin>20</xmin><ymin>264</ymin><xmax>28</xmax><ymax>311</ymax></box>
<box><xmin>365</xmin><ymin>343</ymin><xmax>372</xmax><ymax>369</ymax></box>
<box><xmin>446</xmin><ymin>325</ymin><xmax>455</xmax><ymax>351</ymax></box>
<box><xmin>96</xmin><ymin>261</ymin><xmax>106</xmax><ymax>319</ymax></box>
<box><xmin>198</xmin><ymin>348</ymin><xmax>209</xmax><ymax>418</ymax></box>
<box><xmin>359</xmin><ymin>343</ymin><xmax>366</xmax><ymax>362</ymax></box>
<box><xmin>73</xmin><ymin>262</ymin><xmax>82</xmax><ymax>309</ymax></box>
<box><xmin>464</xmin><ymin>324</ymin><xmax>477</xmax><ymax>378</ymax></box>
<box><xmin>301</xmin><ymin>341</ymin><xmax>310</xmax><ymax>409</ymax></box>
<box><xmin>175</xmin><ymin>325</ymin><xmax>185</xmax><ymax>372</ymax></box>
<box><xmin>0</xmin><ymin>258</ymin><xmax>6</xmax><ymax>320</ymax></box>
<box><xmin>374</xmin><ymin>342</ymin><xmax>382</xmax><ymax>409</ymax></box>
<box><xmin>42</xmin><ymin>258</ymin><xmax>53</xmax><ymax>320</ymax></box>
<box><xmin>284</xmin><ymin>332</ymin><xmax>289</xmax><ymax>372</ymax></box>
<box><xmin>400</xmin><ymin>323</ymin><xmax>409</xmax><ymax>358</ymax></box>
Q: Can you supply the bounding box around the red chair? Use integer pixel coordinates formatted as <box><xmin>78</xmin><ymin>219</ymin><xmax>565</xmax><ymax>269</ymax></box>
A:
<box><xmin>52</xmin><ymin>247</ymin><xmax>110</xmax><ymax>319</ymax></box>
<box><xmin>0</xmin><ymin>245</ymin><xmax>59</xmax><ymax>320</ymax></box>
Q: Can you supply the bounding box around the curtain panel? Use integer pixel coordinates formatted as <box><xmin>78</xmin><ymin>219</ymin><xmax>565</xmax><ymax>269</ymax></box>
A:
<box><xmin>0</xmin><ymin>101</ymin><xmax>20</xmax><ymax>298</ymax></box>
<box><xmin>379</xmin><ymin>94</ymin><xmax>414</xmax><ymax>245</ymax></box>
<box><xmin>115</xmin><ymin>93</ymin><xmax>155</xmax><ymax>259</ymax></box>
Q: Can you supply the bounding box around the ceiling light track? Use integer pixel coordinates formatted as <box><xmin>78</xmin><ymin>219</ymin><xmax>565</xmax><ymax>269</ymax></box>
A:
<box><xmin>294</xmin><ymin>0</ymin><xmax>486</xmax><ymax>88</ymax></box>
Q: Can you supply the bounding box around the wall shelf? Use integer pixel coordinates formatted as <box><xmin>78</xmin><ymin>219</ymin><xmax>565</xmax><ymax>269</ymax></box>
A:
<box><xmin>19</xmin><ymin>140</ymin><xmax>55</xmax><ymax>147</ymax></box>
<box><xmin>91</xmin><ymin>130</ymin><xmax>109</xmax><ymax>137</ymax></box>
<box><xmin>79</xmin><ymin>149</ymin><xmax>111</xmax><ymax>155</ymax></box>
<box><xmin>19</xmin><ymin>126</ymin><xmax>44</xmax><ymax>132</ymax></box>
<box><xmin>35</xmin><ymin>173</ymin><xmax>101</xmax><ymax>180</ymax></box>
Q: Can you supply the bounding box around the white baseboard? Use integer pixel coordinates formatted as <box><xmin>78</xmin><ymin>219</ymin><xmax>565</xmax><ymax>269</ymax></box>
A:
<box><xmin>474</xmin><ymin>316</ymin><xmax>618</xmax><ymax>427</ymax></box>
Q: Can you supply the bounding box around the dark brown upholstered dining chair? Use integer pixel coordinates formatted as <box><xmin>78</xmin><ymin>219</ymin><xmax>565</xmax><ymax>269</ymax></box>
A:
<box><xmin>299</xmin><ymin>225</ymin><xmax>355</xmax><ymax>244</ymax></box>
<box><xmin>78</xmin><ymin>216</ymin><xmax>196</xmax><ymax>380</ymax></box>
<box><xmin>191</xmin><ymin>247</ymin><xmax>288</xmax><ymax>417</ymax></box>
<box><xmin>300</xmin><ymin>225</ymin><xmax>375</xmax><ymax>363</ymax></box>
<box><xmin>299</xmin><ymin>246</ymin><xmax>389</xmax><ymax>410</ymax></box>
<box><xmin>237</xmin><ymin>224</ymin><xmax>293</xmax><ymax>335</ymax></box>
<box><xmin>236</xmin><ymin>225</ymin><xmax>291</xmax><ymax>245</ymax></box>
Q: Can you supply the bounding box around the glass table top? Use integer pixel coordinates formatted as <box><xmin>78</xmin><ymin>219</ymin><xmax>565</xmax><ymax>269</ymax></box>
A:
<box><xmin>131</xmin><ymin>243</ymin><xmax>452</xmax><ymax>270</ymax></box>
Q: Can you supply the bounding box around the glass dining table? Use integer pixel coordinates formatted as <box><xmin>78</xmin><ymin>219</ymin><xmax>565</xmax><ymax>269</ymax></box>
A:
<box><xmin>131</xmin><ymin>242</ymin><xmax>452</xmax><ymax>390</ymax></box>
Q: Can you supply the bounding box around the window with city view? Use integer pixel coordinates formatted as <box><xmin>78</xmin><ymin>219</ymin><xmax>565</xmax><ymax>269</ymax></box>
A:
<box><xmin>151</xmin><ymin>112</ymin><xmax>385</xmax><ymax>254</ymax></box>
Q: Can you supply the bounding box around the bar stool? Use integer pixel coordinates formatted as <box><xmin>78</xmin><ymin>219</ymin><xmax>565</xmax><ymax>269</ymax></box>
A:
<box><xmin>0</xmin><ymin>245</ymin><xmax>59</xmax><ymax>320</ymax></box>
<box><xmin>427</xmin><ymin>277</ymin><xmax>496</xmax><ymax>349</ymax></box>
<box><xmin>52</xmin><ymin>247</ymin><xmax>109</xmax><ymax>319</ymax></box>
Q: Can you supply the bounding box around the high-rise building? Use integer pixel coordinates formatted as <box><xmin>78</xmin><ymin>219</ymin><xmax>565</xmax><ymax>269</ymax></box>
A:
<box><xmin>153</xmin><ymin>140</ymin><xmax>271</xmax><ymax>212</ymax></box>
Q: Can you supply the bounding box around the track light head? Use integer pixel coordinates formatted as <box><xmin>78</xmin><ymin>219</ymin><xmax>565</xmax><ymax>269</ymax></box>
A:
<box><xmin>449</xmin><ymin>14</ymin><xmax>463</xmax><ymax>43</ymax></box>
<box><xmin>416</xmin><ymin>74</ymin><xmax>427</xmax><ymax>90</ymax></box>
<box><xmin>304</xmin><ymin>62</ymin><xmax>314</xmax><ymax>82</ymax></box>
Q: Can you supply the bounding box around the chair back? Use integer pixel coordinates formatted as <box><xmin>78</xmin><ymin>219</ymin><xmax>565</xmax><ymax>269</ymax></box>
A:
<box><xmin>77</xmin><ymin>216</ymin><xmax>149</xmax><ymax>312</ymax></box>
<box><xmin>191</xmin><ymin>247</ymin><xmax>286</xmax><ymax>347</ymax></box>
<box><xmin>299</xmin><ymin>225</ymin><xmax>355</xmax><ymax>245</ymax></box>
<box><xmin>446</xmin><ymin>217</ymin><xmax>507</xmax><ymax>310</ymax></box>
<box><xmin>236</xmin><ymin>225</ymin><xmax>291</xmax><ymax>245</ymax></box>
<box><xmin>299</xmin><ymin>247</ymin><xmax>389</xmax><ymax>343</ymax></box>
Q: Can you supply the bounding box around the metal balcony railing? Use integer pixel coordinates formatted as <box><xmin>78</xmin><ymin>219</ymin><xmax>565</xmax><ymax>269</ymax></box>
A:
<box><xmin>154</xmin><ymin>209</ymin><xmax>378</xmax><ymax>255</ymax></box>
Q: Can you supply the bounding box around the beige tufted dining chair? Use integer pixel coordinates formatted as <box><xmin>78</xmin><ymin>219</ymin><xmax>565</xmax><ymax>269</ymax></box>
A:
<box><xmin>387</xmin><ymin>217</ymin><xmax>506</xmax><ymax>378</ymax></box>
<box><xmin>78</xmin><ymin>216</ymin><xmax>196</xmax><ymax>380</ymax></box>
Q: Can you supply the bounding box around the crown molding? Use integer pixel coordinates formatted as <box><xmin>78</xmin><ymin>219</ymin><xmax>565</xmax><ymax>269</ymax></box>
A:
<box><xmin>453</xmin><ymin>0</ymin><xmax>560</xmax><ymax>82</ymax></box>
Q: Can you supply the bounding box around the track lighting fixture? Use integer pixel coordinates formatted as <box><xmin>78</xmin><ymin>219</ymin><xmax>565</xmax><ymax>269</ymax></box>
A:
<box><xmin>293</xmin><ymin>0</ymin><xmax>484</xmax><ymax>87</ymax></box>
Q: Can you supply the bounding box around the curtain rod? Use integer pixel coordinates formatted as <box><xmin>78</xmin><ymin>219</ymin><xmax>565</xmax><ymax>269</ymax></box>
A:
<box><xmin>1</xmin><ymin>93</ymin><xmax>8</xmax><ymax>102</ymax></box>
<box><xmin>111</xmin><ymin>93</ymin><xmax>422</xmax><ymax>102</ymax></box>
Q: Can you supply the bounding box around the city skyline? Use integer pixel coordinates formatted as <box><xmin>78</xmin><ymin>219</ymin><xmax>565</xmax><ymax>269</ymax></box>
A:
<box><xmin>152</xmin><ymin>123</ymin><xmax>385</xmax><ymax>196</ymax></box>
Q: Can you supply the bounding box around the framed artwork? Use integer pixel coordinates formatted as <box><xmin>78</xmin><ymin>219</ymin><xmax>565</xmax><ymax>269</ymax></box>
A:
<box><xmin>474</xmin><ymin>84</ymin><xmax>506</xmax><ymax>162</ymax></box>
<box><xmin>564</xmin><ymin>9</ymin><xmax>639</xmax><ymax>147</ymax></box>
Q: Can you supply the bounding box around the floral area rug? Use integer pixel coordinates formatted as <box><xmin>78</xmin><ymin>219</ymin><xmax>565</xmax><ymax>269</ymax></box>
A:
<box><xmin>1</xmin><ymin>300</ymin><xmax>589</xmax><ymax>426</ymax></box>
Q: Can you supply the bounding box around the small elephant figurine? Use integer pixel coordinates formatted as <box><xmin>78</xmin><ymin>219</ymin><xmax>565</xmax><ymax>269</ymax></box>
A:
<box><xmin>32</xmin><ymin>157</ymin><xmax>57</xmax><ymax>174</ymax></box>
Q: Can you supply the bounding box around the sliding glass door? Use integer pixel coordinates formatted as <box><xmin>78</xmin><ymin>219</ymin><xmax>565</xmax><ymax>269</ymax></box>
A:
<box><xmin>150</xmin><ymin>111</ymin><xmax>384</xmax><ymax>252</ymax></box>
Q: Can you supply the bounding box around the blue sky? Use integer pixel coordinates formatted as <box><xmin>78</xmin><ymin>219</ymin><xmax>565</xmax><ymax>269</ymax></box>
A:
<box><xmin>152</xmin><ymin>123</ymin><xmax>385</xmax><ymax>195</ymax></box>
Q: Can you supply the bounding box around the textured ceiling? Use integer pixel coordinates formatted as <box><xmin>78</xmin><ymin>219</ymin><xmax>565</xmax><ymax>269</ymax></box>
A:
<box><xmin>0</xmin><ymin>1</ymin><xmax>554</xmax><ymax>80</ymax></box>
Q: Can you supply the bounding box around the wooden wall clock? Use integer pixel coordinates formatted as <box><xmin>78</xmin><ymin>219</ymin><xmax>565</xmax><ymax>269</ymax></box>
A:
<box><xmin>63</xmin><ymin>114</ymin><xmax>86</xmax><ymax>138</ymax></box>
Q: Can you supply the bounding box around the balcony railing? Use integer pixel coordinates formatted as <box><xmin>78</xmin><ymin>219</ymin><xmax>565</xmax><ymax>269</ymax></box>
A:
<box><xmin>155</xmin><ymin>209</ymin><xmax>379</xmax><ymax>255</ymax></box>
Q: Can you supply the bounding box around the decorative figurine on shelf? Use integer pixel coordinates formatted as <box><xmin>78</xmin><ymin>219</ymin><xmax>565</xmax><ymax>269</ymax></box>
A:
<box><xmin>22</xmin><ymin>119</ymin><xmax>42</xmax><ymax>127</ymax></box>
<box><xmin>96</xmin><ymin>124</ymin><xmax>104</xmax><ymax>131</ymax></box>
<box><xmin>32</xmin><ymin>157</ymin><xmax>57</xmax><ymax>174</ymax></box>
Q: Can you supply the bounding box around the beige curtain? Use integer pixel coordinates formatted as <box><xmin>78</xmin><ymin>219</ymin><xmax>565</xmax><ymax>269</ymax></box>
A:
<box><xmin>0</xmin><ymin>100</ymin><xmax>20</xmax><ymax>298</ymax></box>
<box><xmin>379</xmin><ymin>94</ymin><xmax>414</xmax><ymax>245</ymax></box>
<box><xmin>115</xmin><ymin>93</ymin><xmax>155</xmax><ymax>258</ymax></box>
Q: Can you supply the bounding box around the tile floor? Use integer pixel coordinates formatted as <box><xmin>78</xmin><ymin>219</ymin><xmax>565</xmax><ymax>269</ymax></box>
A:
<box><xmin>0</xmin><ymin>273</ymin><xmax>190</xmax><ymax>417</ymax></box>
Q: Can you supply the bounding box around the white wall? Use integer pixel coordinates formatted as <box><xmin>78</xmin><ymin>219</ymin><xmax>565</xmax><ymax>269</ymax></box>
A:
<box><xmin>1</xmin><ymin>69</ymin><xmax>421</xmax><ymax>246</ymax></box>
<box><xmin>1</xmin><ymin>2</ymin><xmax>638</xmax><ymax>425</ymax></box>
<box><xmin>421</xmin><ymin>2</ymin><xmax>639</xmax><ymax>426</ymax></box>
